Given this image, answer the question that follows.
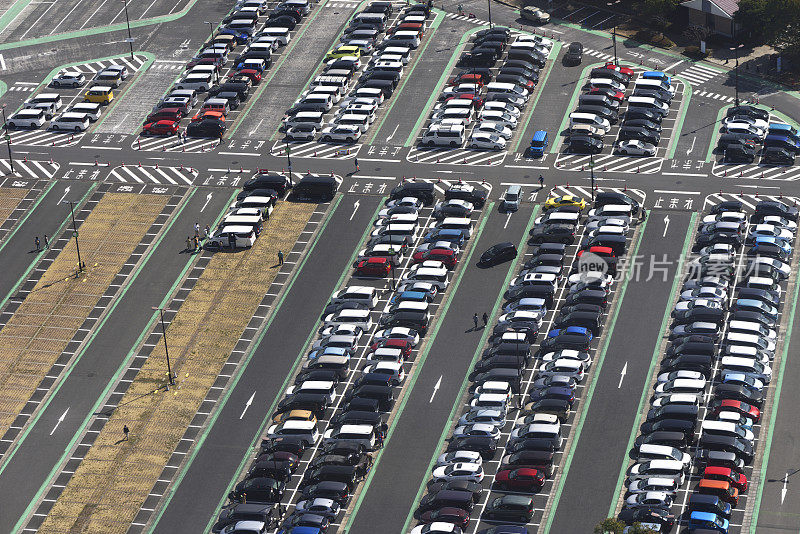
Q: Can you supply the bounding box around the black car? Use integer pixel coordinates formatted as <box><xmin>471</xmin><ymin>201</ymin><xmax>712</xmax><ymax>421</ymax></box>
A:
<box><xmin>618</xmin><ymin>126</ymin><xmax>660</xmax><ymax>144</ymax></box>
<box><xmin>479</xmin><ymin>242</ymin><xmax>518</xmax><ymax>266</ymax></box>
<box><xmin>244</xmin><ymin>172</ymin><xmax>292</xmax><ymax>195</ymax></box>
<box><xmin>552</xmin><ymin>311</ymin><xmax>602</xmax><ymax>336</ymax></box>
<box><xmin>634</xmin><ymin>430</ymin><xmax>690</xmax><ymax>450</ymax></box>
<box><xmin>425</xmin><ymin>480</ymin><xmax>483</xmax><ymax>502</ymax></box>
<box><xmin>747</xmin><ymin>242</ymin><xmax>790</xmax><ymax>262</ymax></box>
<box><xmin>569</xmin><ymin>135</ymin><xmax>603</xmax><ymax>154</ymax></box>
<box><xmin>632</xmin><ymin>87</ymin><xmax>672</xmax><ymax>103</ymax></box>
<box><xmin>672</xmin><ymin>307</ymin><xmax>725</xmax><ymax>326</ymax></box>
<box><xmin>623</xmin><ymin>118</ymin><xmax>662</xmax><ymax>132</ymax></box>
<box><xmin>508</xmin><ymin>48</ymin><xmax>545</xmax><ymax>67</ymax></box>
<box><xmin>504</xmin><ymin>59</ymin><xmax>538</xmax><ymax>72</ymax></box>
<box><xmin>709</xmin><ymin>200</ymin><xmax>743</xmax><ymax>215</ymax></box>
<box><xmin>475</xmin><ymin>26</ymin><xmax>511</xmax><ymax>39</ymax></box>
<box><xmin>390</xmin><ymin>181</ymin><xmax>435</xmax><ymax>204</ymax></box>
<box><xmin>525</xmin><ymin>253</ymin><xmax>564</xmax><ymax>270</ymax></box>
<box><xmin>694</xmin><ymin>231</ymin><xmax>744</xmax><ymax>249</ymax></box>
<box><xmin>724</xmin><ymin>144</ymin><xmax>757</xmax><ymax>163</ymax></box>
<box><xmin>529</xmin><ymin>224</ymin><xmax>575</xmax><ymax>245</ymax></box>
<box><xmin>459</xmin><ymin>51</ymin><xmax>496</xmax><ymax>67</ymax></box>
<box><xmin>625</xmin><ymin>108</ymin><xmax>661</xmax><ymax>123</ymax></box>
<box><xmin>762</xmin><ymin>146</ymin><xmax>795</xmax><ymax>165</ymax></box>
<box><xmin>640</xmin><ymin>418</ymin><xmax>696</xmax><ymax>442</ymax></box>
<box><xmin>525</xmin><ymin>398</ymin><xmax>571</xmax><ymax>422</ymax></box>
<box><xmin>505</xmin><ymin>437</ymin><xmax>558</xmax><ymax>454</ymax></box>
<box><xmin>472</xmin><ymin>355</ymin><xmax>527</xmax><ymax>378</ymax></box>
<box><xmin>231</xmin><ymin>477</ymin><xmax>284</xmax><ymax>503</ymax></box>
<box><xmin>660</xmin><ymin>354</ymin><xmax>713</xmax><ymax>378</ymax></box>
<box><xmin>187</xmin><ymin>118</ymin><xmax>225</xmax><ymax>138</ymax></box>
<box><xmin>727</xmin><ymin>104</ymin><xmax>769</xmax><ymax>122</ymax></box>
<box><xmin>593</xmin><ymin>191</ymin><xmax>640</xmax><ymax>215</ymax></box>
<box><xmin>295</xmin><ymin>369</ymin><xmax>344</xmax><ymax>385</ymax></box>
<box><xmin>754</xmin><ymin>200</ymin><xmax>799</xmax><ymax>222</ymax></box>
<box><xmin>265</xmin><ymin>15</ymin><xmax>298</xmax><ymax>29</ymax></box>
<box><xmin>737</xmin><ymin>287</ymin><xmax>780</xmax><ymax>307</ymax></box>
<box><xmin>714</xmin><ymin>383</ymin><xmax>764</xmax><ymax>407</ymax></box>
<box><xmin>482</xmin><ymin>495</ymin><xmax>535</xmax><ymax>522</ymax></box>
<box><xmin>301</xmin><ymin>465</ymin><xmax>359</xmax><ymax>491</ymax></box>
<box><xmin>260</xmin><ymin>436</ymin><xmax>309</xmax><ymax>458</ymax></box>
<box><xmin>698</xmin><ymin>434</ymin><xmax>754</xmax><ymax>464</ymax></box>
<box><xmin>499</xmin><ymin>66</ymin><xmax>538</xmax><ymax>82</ymax></box>
<box><xmin>446</xmin><ymin>436</ymin><xmax>498</xmax><ymax>459</ymax></box>
<box><xmin>564</xmin><ymin>41</ymin><xmax>583</xmax><ymax>65</ymax></box>
<box><xmin>730</xmin><ymin>309</ymin><xmax>775</xmax><ymax>328</ymax></box>
<box><xmin>617</xmin><ymin>507</ymin><xmax>675</xmax><ymax>531</ymax></box>
<box><xmin>214</xmin><ymin>503</ymin><xmax>280</xmax><ymax>533</ymax></box>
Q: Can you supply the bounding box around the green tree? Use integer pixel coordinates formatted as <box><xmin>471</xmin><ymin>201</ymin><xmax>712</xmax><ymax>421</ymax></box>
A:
<box><xmin>594</xmin><ymin>517</ymin><xmax>625</xmax><ymax>534</ymax></box>
<box><xmin>640</xmin><ymin>0</ymin><xmax>680</xmax><ymax>18</ymax></box>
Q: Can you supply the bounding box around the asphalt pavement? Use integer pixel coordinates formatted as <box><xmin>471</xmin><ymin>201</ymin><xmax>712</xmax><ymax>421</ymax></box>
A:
<box><xmin>545</xmin><ymin>209</ymin><xmax>693</xmax><ymax>532</ymax></box>
<box><xmin>0</xmin><ymin>187</ymin><xmax>230</xmax><ymax>534</ymax></box>
<box><xmin>150</xmin><ymin>194</ymin><xmax>382</xmax><ymax>534</ymax></box>
<box><xmin>345</xmin><ymin>203</ymin><xmax>535</xmax><ymax>534</ymax></box>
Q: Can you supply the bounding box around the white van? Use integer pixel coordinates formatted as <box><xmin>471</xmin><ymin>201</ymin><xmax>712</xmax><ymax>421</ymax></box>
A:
<box><xmin>311</xmin><ymin>75</ymin><xmax>349</xmax><ymax>93</ymax></box>
<box><xmin>68</xmin><ymin>102</ymin><xmax>102</xmax><ymax>121</ymax></box>
<box><xmin>401</xmin><ymin>267</ymin><xmax>448</xmax><ymax>290</ymax></box>
<box><xmin>176</xmin><ymin>72</ymin><xmax>213</xmax><ymax>92</ymax></box>
<box><xmin>26</xmin><ymin>92</ymin><xmax>62</xmax><ymax>111</ymax></box>
<box><xmin>205</xmin><ymin>225</ymin><xmax>257</xmax><ymax>249</ymax></box>
<box><xmin>436</xmin><ymin>217</ymin><xmax>473</xmax><ymax>238</ymax></box>
<box><xmin>743</xmin><ymin>276</ymin><xmax>780</xmax><ymax>295</ymax></box>
<box><xmin>421</xmin><ymin>124</ymin><xmax>465</xmax><ymax>147</ymax></box>
<box><xmin>49</xmin><ymin>112</ymin><xmax>90</xmax><ymax>131</ymax></box>
<box><xmin>587</xmin><ymin>204</ymin><xmax>633</xmax><ymax>220</ymax></box>
<box><xmin>307</xmin><ymin>86</ymin><xmax>342</xmax><ymax>103</ymax></box>
<box><xmin>535</xmin><ymin>211</ymin><xmax>580</xmax><ymax>225</ymax></box>
<box><xmin>371</xmin><ymin>223</ymin><xmax>416</xmax><ymax>239</ymax></box>
<box><xmin>724</xmin><ymin>331</ymin><xmax>775</xmax><ymax>354</ymax></box>
<box><xmin>569</xmin><ymin>112</ymin><xmax>611</xmax><ymax>134</ymax></box>
<box><xmin>323</xmin><ymin>308</ymin><xmax>373</xmax><ymax>330</ymax></box>
<box><xmin>258</xmin><ymin>27</ymin><xmax>291</xmax><ymax>46</ymax></box>
<box><xmin>336</xmin><ymin>114</ymin><xmax>370</xmax><ymax>132</ymax></box>
<box><xmin>720</xmin><ymin>356</ymin><xmax>772</xmax><ymax>382</ymax></box>
<box><xmin>7</xmin><ymin>109</ymin><xmax>46</xmax><ymax>128</ymax></box>
<box><xmin>393</xmin><ymin>301</ymin><xmax>430</xmax><ymax>314</ymax></box>
<box><xmin>323</xmin><ymin>424</ymin><xmax>377</xmax><ymax>450</ymax></box>
<box><xmin>267</xmin><ymin>420</ymin><xmax>320</xmax><ymax>444</ymax></box>
<box><xmin>354</xmin><ymin>12</ymin><xmax>387</xmax><ymax>28</ymax></box>
<box><xmin>701</xmin><ymin>420</ymin><xmax>754</xmax><ymax>442</ymax></box>
<box><xmin>634</xmin><ymin>78</ymin><xmax>675</xmax><ymax>96</ymax></box>
<box><xmin>485</xmin><ymin>81</ymin><xmax>529</xmax><ymax>100</ymax></box>
<box><xmin>637</xmin><ymin>444</ymin><xmax>691</xmax><ymax>465</ymax></box>
<box><xmin>627</xmin><ymin>96</ymin><xmax>670</xmax><ymax>117</ymax></box>
<box><xmin>190</xmin><ymin>65</ymin><xmax>219</xmax><ymax>77</ymax></box>
<box><xmin>222</xmin><ymin>214</ymin><xmax>263</xmax><ymax>234</ymax></box>
<box><xmin>284</xmin><ymin>111</ymin><xmax>326</xmax><ymax>130</ymax></box>
<box><xmin>392</xmin><ymin>31</ymin><xmax>421</xmax><ymax>48</ymax></box>
<box><xmin>169</xmin><ymin>89</ymin><xmax>198</xmax><ymax>107</ymax></box>
<box><xmin>331</xmin><ymin>286</ymin><xmax>379</xmax><ymax>308</ymax></box>
<box><xmin>235</xmin><ymin>197</ymin><xmax>275</xmax><ymax>218</ymax></box>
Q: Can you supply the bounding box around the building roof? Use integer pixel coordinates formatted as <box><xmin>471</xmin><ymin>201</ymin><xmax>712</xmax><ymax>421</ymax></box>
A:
<box><xmin>681</xmin><ymin>0</ymin><xmax>740</xmax><ymax>18</ymax></box>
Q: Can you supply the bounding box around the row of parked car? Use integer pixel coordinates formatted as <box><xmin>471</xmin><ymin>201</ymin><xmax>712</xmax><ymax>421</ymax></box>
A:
<box><xmin>716</xmin><ymin>104</ymin><xmax>799</xmax><ymax>165</ymax></box>
<box><xmin>568</xmin><ymin>65</ymin><xmax>675</xmax><ymax>155</ymax></box>
<box><xmin>419</xmin><ymin>26</ymin><xmax>553</xmax><ymax>149</ymax></box>
<box><xmin>281</xmin><ymin>1</ymin><xmax>432</xmax><ymax>143</ymax></box>
<box><xmin>8</xmin><ymin>65</ymin><xmax>129</xmax><ymax>132</ymax></box>
<box><xmin>407</xmin><ymin>192</ymin><xmax>637</xmax><ymax>534</ymax></box>
<box><xmin>615</xmin><ymin>199</ymin><xmax>798</xmax><ymax>533</ymax></box>
<box><xmin>143</xmin><ymin>0</ymin><xmax>313</xmax><ymax>138</ymax></box>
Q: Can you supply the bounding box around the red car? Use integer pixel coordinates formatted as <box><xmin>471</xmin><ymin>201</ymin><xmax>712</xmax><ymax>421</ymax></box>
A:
<box><xmin>709</xmin><ymin>399</ymin><xmax>760</xmax><ymax>423</ymax></box>
<box><xmin>355</xmin><ymin>257</ymin><xmax>392</xmax><ymax>277</ymax></box>
<box><xmin>142</xmin><ymin>119</ymin><xmax>179</xmax><ymax>136</ymax></box>
<box><xmin>603</xmin><ymin>62</ymin><xmax>634</xmax><ymax>79</ymax></box>
<box><xmin>146</xmin><ymin>107</ymin><xmax>184</xmax><ymax>123</ymax></box>
<box><xmin>368</xmin><ymin>338</ymin><xmax>414</xmax><ymax>356</ymax></box>
<box><xmin>412</xmin><ymin>248</ymin><xmax>457</xmax><ymax>268</ymax></box>
<box><xmin>447</xmin><ymin>73</ymin><xmax>484</xmax><ymax>87</ymax></box>
<box><xmin>588</xmin><ymin>87</ymin><xmax>625</xmax><ymax>103</ymax></box>
<box><xmin>187</xmin><ymin>56</ymin><xmax>224</xmax><ymax>69</ymax></box>
<box><xmin>445</xmin><ymin>93</ymin><xmax>484</xmax><ymax>109</ymax></box>
<box><xmin>703</xmin><ymin>466</ymin><xmax>748</xmax><ymax>493</ymax></box>
<box><xmin>417</xmin><ymin>507</ymin><xmax>470</xmax><ymax>529</ymax></box>
<box><xmin>577</xmin><ymin>246</ymin><xmax>615</xmax><ymax>259</ymax></box>
<box><xmin>236</xmin><ymin>68</ymin><xmax>262</xmax><ymax>84</ymax></box>
<box><xmin>495</xmin><ymin>468</ymin><xmax>545</xmax><ymax>491</ymax></box>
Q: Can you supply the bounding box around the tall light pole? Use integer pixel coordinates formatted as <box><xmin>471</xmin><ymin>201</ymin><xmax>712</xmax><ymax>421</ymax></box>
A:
<box><xmin>589</xmin><ymin>153</ymin><xmax>596</xmax><ymax>201</ymax></box>
<box><xmin>612</xmin><ymin>26</ymin><xmax>618</xmax><ymax>65</ymax></box>
<box><xmin>731</xmin><ymin>44</ymin><xmax>744</xmax><ymax>107</ymax></box>
<box><xmin>1</xmin><ymin>105</ymin><xmax>14</xmax><ymax>175</ymax></box>
<box><xmin>63</xmin><ymin>200</ymin><xmax>85</xmax><ymax>272</ymax></box>
<box><xmin>487</xmin><ymin>0</ymin><xmax>492</xmax><ymax>28</ymax></box>
<box><xmin>152</xmin><ymin>306</ymin><xmax>175</xmax><ymax>386</ymax></box>
<box><xmin>204</xmin><ymin>21</ymin><xmax>215</xmax><ymax>44</ymax></box>
<box><xmin>121</xmin><ymin>0</ymin><xmax>134</xmax><ymax>60</ymax></box>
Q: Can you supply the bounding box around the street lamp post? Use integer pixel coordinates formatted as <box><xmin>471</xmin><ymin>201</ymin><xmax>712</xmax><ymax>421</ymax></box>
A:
<box><xmin>121</xmin><ymin>0</ymin><xmax>134</xmax><ymax>60</ymax></box>
<box><xmin>487</xmin><ymin>0</ymin><xmax>492</xmax><ymax>28</ymax></box>
<box><xmin>64</xmin><ymin>200</ymin><xmax>85</xmax><ymax>272</ymax></box>
<box><xmin>589</xmin><ymin>153</ymin><xmax>596</xmax><ymax>201</ymax></box>
<box><xmin>612</xmin><ymin>26</ymin><xmax>618</xmax><ymax>64</ymax></box>
<box><xmin>152</xmin><ymin>307</ymin><xmax>176</xmax><ymax>386</ymax></box>
<box><xmin>1</xmin><ymin>105</ymin><xmax>14</xmax><ymax>175</ymax></box>
<box><xmin>204</xmin><ymin>21</ymin><xmax>214</xmax><ymax>44</ymax></box>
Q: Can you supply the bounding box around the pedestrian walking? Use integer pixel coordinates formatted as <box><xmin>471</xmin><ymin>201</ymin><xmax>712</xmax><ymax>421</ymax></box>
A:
<box><xmin>354</xmin><ymin>157</ymin><xmax>359</xmax><ymax>172</ymax></box>
<box><xmin>193</xmin><ymin>235</ymin><xmax>200</xmax><ymax>252</ymax></box>
<box><xmin>473</xmin><ymin>313</ymin><xmax>479</xmax><ymax>330</ymax></box>
<box><xmin>194</xmin><ymin>222</ymin><xmax>200</xmax><ymax>237</ymax></box>
<box><xmin>186</xmin><ymin>236</ymin><xmax>194</xmax><ymax>252</ymax></box>
<box><xmin>44</xmin><ymin>234</ymin><xmax>49</xmax><ymax>249</ymax></box>
<box><xmin>123</xmin><ymin>425</ymin><xmax>130</xmax><ymax>441</ymax></box>
<box><xmin>204</xmin><ymin>224</ymin><xmax>210</xmax><ymax>239</ymax></box>
<box><xmin>228</xmin><ymin>233</ymin><xmax>236</xmax><ymax>249</ymax></box>
<box><xmin>277</xmin><ymin>250</ymin><xmax>284</xmax><ymax>265</ymax></box>
<box><xmin>34</xmin><ymin>236</ymin><xmax>40</xmax><ymax>251</ymax></box>
<box><xmin>538</xmin><ymin>174</ymin><xmax>544</xmax><ymax>187</ymax></box>
<box><xmin>640</xmin><ymin>207</ymin><xmax>647</xmax><ymax>221</ymax></box>
<box><xmin>482</xmin><ymin>312</ymin><xmax>488</xmax><ymax>327</ymax></box>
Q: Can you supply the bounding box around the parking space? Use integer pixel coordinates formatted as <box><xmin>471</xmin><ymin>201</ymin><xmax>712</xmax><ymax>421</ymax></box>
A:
<box><xmin>0</xmin><ymin>181</ymin><xmax>50</xmax><ymax>244</ymax></box>
<box><xmin>554</xmin><ymin>63</ymin><xmax>686</xmax><ymax>174</ymax></box>
<box><xmin>403</xmin><ymin>187</ymin><xmax>643</xmax><ymax>533</ymax></box>
<box><xmin>547</xmin><ymin>3</ymin><xmax>626</xmax><ymax>31</ymax></box>
<box><xmin>405</xmin><ymin>28</ymin><xmax>557</xmax><ymax>167</ymax></box>
<box><xmin>5</xmin><ymin>55</ymin><xmax>148</xmax><ymax>147</ymax></box>
<box><xmin>212</xmin><ymin>180</ymin><xmax>489</xmax><ymax>532</ymax></box>
<box><xmin>609</xmin><ymin>194</ymin><xmax>800</xmax><ymax>533</ymax></box>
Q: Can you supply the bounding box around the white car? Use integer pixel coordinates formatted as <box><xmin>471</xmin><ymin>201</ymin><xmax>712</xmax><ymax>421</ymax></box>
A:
<box><xmin>385</xmin><ymin>196</ymin><xmax>423</xmax><ymax>210</ymax></box>
<box><xmin>468</xmin><ymin>131</ymin><xmax>505</xmax><ymax>150</ymax></box>
<box><xmin>431</xmin><ymin>462</ymin><xmax>484</xmax><ymax>483</ymax></box>
<box><xmin>285</xmin><ymin>125</ymin><xmax>317</xmax><ymax>141</ymax></box>
<box><xmin>521</xmin><ymin>6</ymin><xmax>551</xmax><ymax>23</ymax></box>
<box><xmin>723</xmin><ymin>115</ymin><xmax>769</xmax><ymax>132</ymax></box>
<box><xmin>539</xmin><ymin>349</ymin><xmax>592</xmax><ymax>370</ymax></box>
<box><xmin>337</xmin><ymin>103</ymin><xmax>378</xmax><ymax>121</ymax></box>
<box><xmin>761</xmin><ymin>215</ymin><xmax>797</xmax><ymax>231</ymax></box>
<box><xmin>483</xmin><ymin>100</ymin><xmax>521</xmax><ymax>116</ymax></box>
<box><xmin>616</xmin><ymin>139</ymin><xmax>656</xmax><ymax>156</ymax></box>
<box><xmin>435</xmin><ymin>450</ymin><xmax>483</xmax><ymax>468</ymax></box>
<box><xmin>361</xmin><ymin>361</ymin><xmax>405</xmax><ymax>384</ymax></box>
<box><xmin>702</xmin><ymin>211</ymin><xmax>747</xmax><ymax>225</ymax></box>
<box><xmin>457</xmin><ymin>408</ymin><xmax>505</xmax><ymax>428</ymax></box>
<box><xmin>294</xmin><ymin>498</ymin><xmax>340</xmax><ymax>519</ymax></box>
<box><xmin>372</xmin><ymin>327</ymin><xmax>420</xmax><ymax>346</ymax></box>
<box><xmin>253</xmin><ymin>36</ymin><xmax>281</xmax><ymax>50</ymax></box>
<box><xmin>624</xmin><ymin>491</ymin><xmax>673</xmax><ymax>510</ymax></box>
<box><xmin>410</xmin><ymin>523</ymin><xmax>462</xmax><ymax>534</ymax></box>
<box><xmin>680</xmin><ymin>286</ymin><xmax>727</xmax><ymax>302</ymax></box>
<box><xmin>475</xmin><ymin>121</ymin><xmax>512</xmax><ymax>139</ymax></box>
<box><xmin>514</xmin><ymin>33</ymin><xmax>553</xmax><ymax>49</ymax></box>
<box><xmin>319</xmin><ymin>124</ymin><xmax>362</xmax><ymax>143</ymax></box>
<box><xmin>656</xmin><ymin>370</ymin><xmax>705</xmax><ymax>383</ymax></box>
<box><xmin>479</xmin><ymin>110</ymin><xmax>517</xmax><ymax>129</ymax></box>
<box><xmin>451</xmin><ymin>423</ymin><xmax>501</xmax><ymax>440</ymax></box>
<box><xmin>748</xmin><ymin>223</ymin><xmax>793</xmax><ymax>242</ymax></box>
<box><xmin>52</xmin><ymin>71</ymin><xmax>86</xmax><ymax>87</ymax></box>
<box><xmin>320</xmin><ymin>323</ymin><xmax>364</xmax><ymax>338</ymax></box>
<box><xmin>585</xmin><ymin>217</ymin><xmax>629</xmax><ymax>232</ymax></box>
<box><xmin>626</xmin><ymin>477</ymin><xmax>679</xmax><ymax>495</ymax></box>
<box><xmin>538</xmin><ymin>359</ymin><xmax>585</xmax><ymax>382</ymax></box>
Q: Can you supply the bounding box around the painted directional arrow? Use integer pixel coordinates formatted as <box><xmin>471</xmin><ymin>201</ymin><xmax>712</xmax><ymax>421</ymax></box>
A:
<box><xmin>240</xmin><ymin>391</ymin><xmax>255</xmax><ymax>419</ymax></box>
<box><xmin>201</xmin><ymin>192</ymin><xmax>213</xmax><ymax>212</ymax></box>
<box><xmin>50</xmin><ymin>407</ymin><xmax>69</xmax><ymax>436</ymax></box>
<box><xmin>58</xmin><ymin>186</ymin><xmax>71</xmax><ymax>205</ymax></box>
<box><xmin>618</xmin><ymin>362</ymin><xmax>627</xmax><ymax>388</ymax></box>
<box><xmin>663</xmin><ymin>215</ymin><xmax>670</xmax><ymax>238</ymax></box>
<box><xmin>350</xmin><ymin>200</ymin><xmax>360</xmax><ymax>221</ymax></box>
<box><xmin>429</xmin><ymin>375</ymin><xmax>442</xmax><ymax>403</ymax></box>
<box><xmin>782</xmin><ymin>472</ymin><xmax>789</xmax><ymax>505</ymax></box>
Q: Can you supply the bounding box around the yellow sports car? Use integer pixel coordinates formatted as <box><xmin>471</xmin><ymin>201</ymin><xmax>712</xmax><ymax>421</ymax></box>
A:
<box><xmin>325</xmin><ymin>45</ymin><xmax>361</xmax><ymax>61</ymax></box>
<box><xmin>544</xmin><ymin>195</ymin><xmax>587</xmax><ymax>211</ymax></box>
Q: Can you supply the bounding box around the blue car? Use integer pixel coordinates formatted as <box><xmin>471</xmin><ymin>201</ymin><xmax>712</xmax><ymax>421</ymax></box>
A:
<box><xmin>547</xmin><ymin>326</ymin><xmax>593</xmax><ymax>341</ymax></box>
<box><xmin>752</xmin><ymin>235</ymin><xmax>793</xmax><ymax>255</ymax></box>
<box><xmin>278</xmin><ymin>527</ymin><xmax>322</xmax><ymax>534</ymax></box>
<box><xmin>731</xmin><ymin>298</ymin><xmax>778</xmax><ymax>320</ymax></box>
<box><xmin>389</xmin><ymin>290</ymin><xmax>431</xmax><ymax>306</ymax></box>
<box><xmin>219</xmin><ymin>27</ymin><xmax>251</xmax><ymax>44</ymax></box>
<box><xmin>688</xmin><ymin>510</ymin><xmax>728</xmax><ymax>532</ymax></box>
<box><xmin>422</xmin><ymin>228</ymin><xmax>466</xmax><ymax>246</ymax></box>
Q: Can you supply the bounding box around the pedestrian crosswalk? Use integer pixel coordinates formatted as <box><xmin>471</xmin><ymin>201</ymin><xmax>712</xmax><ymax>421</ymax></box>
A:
<box><xmin>8</xmin><ymin>82</ymin><xmax>37</xmax><ymax>92</ymax></box>
<box><xmin>444</xmin><ymin>12</ymin><xmax>491</xmax><ymax>26</ymax></box>
<box><xmin>677</xmin><ymin>63</ymin><xmax>723</xmax><ymax>86</ymax></box>
<box><xmin>59</xmin><ymin>55</ymin><xmax>148</xmax><ymax>76</ymax></box>
<box><xmin>0</xmin><ymin>158</ymin><xmax>59</xmax><ymax>180</ymax></box>
<box><xmin>406</xmin><ymin>146</ymin><xmax>506</xmax><ymax>166</ymax></box>
<box><xmin>554</xmin><ymin>153</ymin><xmax>663</xmax><ymax>174</ymax></box>
<box><xmin>548</xmin><ymin>185</ymin><xmax>647</xmax><ymax>207</ymax></box>
<box><xmin>326</xmin><ymin>0</ymin><xmax>359</xmax><ymax>7</ymax></box>
<box><xmin>8</xmin><ymin>128</ymin><xmax>83</xmax><ymax>147</ymax></box>
<box><xmin>704</xmin><ymin>192</ymin><xmax>800</xmax><ymax>212</ymax></box>
<box><xmin>108</xmin><ymin>164</ymin><xmax>198</xmax><ymax>185</ymax></box>
<box><xmin>711</xmin><ymin>161</ymin><xmax>800</xmax><ymax>181</ymax></box>
<box><xmin>270</xmin><ymin>139</ymin><xmax>361</xmax><ymax>159</ymax></box>
<box><xmin>133</xmin><ymin>134</ymin><xmax>218</xmax><ymax>153</ymax></box>
<box><xmin>694</xmin><ymin>90</ymin><xmax>735</xmax><ymax>103</ymax></box>
<box><xmin>409</xmin><ymin>177</ymin><xmax>493</xmax><ymax>196</ymax></box>
<box><xmin>583</xmin><ymin>48</ymin><xmax>615</xmax><ymax>62</ymax></box>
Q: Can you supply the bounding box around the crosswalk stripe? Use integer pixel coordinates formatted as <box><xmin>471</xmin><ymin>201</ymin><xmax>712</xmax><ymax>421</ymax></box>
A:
<box><xmin>119</xmin><ymin>166</ymin><xmax>144</xmax><ymax>183</ymax></box>
<box><xmin>30</xmin><ymin>160</ymin><xmax>51</xmax><ymax>177</ymax></box>
<box><xmin>154</xmin><ymin>167</ymin><xmax>177</xmax><ymax>184</ymax></box>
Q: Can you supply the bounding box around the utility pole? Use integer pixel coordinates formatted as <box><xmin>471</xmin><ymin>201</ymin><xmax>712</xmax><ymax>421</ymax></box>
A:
<box><xmin>122</xmin><ymin>0</ymin><xmax>134</xmax><ymax>60</ymax></box>
<box><xmin>152</xmin><ymin>307</ymin><xmax>176</xmax><ymax>386</ymax></box>
<box><xmin>64</xmin><ymin>200</ymin><xmax>85</xmax><ymax>272</ymax></box>
<box><xmin>487</xmin><ymin>0</ymin><xmax>492</xmax><ymax>28</ymax></box>
<box><xmin>612</xmin><ymin>26</ymin><xmax>618</xmax><ymax>64</ymax></box>
<box><xmin>731</xmin><ymin>44</ymin><xmax>744</xmax><ymax>106</ymax></box>
<box><xmin>1</xmin><ymin>105</ymin><xmax>14</xmax><ymax>175</ymax></box>
<box><xmin>589</xmin><ymin>153</ymin><xmax>596</xmax><ymax>202</ymax></box>
<box><xmin>204</xmin><ymin>21</ymin><xmax>214</xmax><ymax>44</ymax></box>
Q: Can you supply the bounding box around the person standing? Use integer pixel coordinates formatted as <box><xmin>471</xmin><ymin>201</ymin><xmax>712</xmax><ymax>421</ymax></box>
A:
<box><xmin>228</xmin><ymin>233</ymin><xmax>236</xmax><ymax>249</ymax></box>
<box><xmin>44</xmin><ymin>234</ymin><xmax>49</xmax><ymax>249</ymax></box>
<box><xmin>34</xmin><ymin>236</ymin><xmax>40</xmax><ymax>251</ymax></box>
<box><xmin>354</xmin><ymin>157</ymin><xmax>359</xmax><ymax>172</ymax></box>
<box><xmin>186</xmin><ymin>236</ymin><xmax>194</xmax><ymax>252</ymax></box>
<box><xmin>123</xmin><ymin>425</ymin><xmax>130</xmax><ymax>441</ymax></box>
<box><xmin>194</xmin><ymin>222</ymin><xmax>200</xmax><ymax>237</ymax></box>
<box><xmin>482</xmin><ymin>312</ymin><xmax>488</xmax><ymax>327</ymax></box>
<box><xmin>193</xmin><ymin>235</ymin><xmax>200</xmax><ymax>252</ymax></box>
<box><xmin>640</xmin><ymin>207</ymin><xmax>647</xmax><ymax>221</ymax></box>
<box><xmin>204</xmin><ymin>224</ymin><xmax>210</xmax><ymax>239</ymax></box>
<box><xmin>538</xmin><ymin>175</ymin><xmax>544</xmax><ymax>187</ymax></box>
<box><xmin>473</xmin><ymin>313</ymin><xmax>479</xmax><ymax>330</ymax></box>
<box><xmin>277</xmin><ymin>250</ymin><xmax>284</xmax><ymax>265</ymax></box>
